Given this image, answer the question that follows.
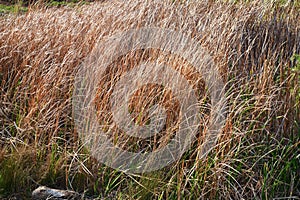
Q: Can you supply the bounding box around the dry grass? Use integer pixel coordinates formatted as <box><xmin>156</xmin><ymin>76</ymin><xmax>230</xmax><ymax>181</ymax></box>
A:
<box><xmin>0</xmin><ymin>0</ymin><xmax>299</xmax><ymax>199</ymax></box>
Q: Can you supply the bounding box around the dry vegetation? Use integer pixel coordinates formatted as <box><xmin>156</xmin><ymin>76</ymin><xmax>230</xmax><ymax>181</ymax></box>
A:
<box><xmin>0</xmin><ymin>0</ymin><xmax>299</xmax><ymax>199</ymax></box>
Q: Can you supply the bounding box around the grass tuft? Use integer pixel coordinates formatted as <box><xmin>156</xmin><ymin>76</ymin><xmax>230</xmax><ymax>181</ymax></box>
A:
<box><xmin>0</xmin><ymin>0</ymin><xmax>299</xmax><ymax>199</ymax></box>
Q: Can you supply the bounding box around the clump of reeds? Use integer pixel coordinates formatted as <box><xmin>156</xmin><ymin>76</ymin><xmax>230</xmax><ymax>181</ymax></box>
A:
<box><xmin>0</xmin><ymin>0</ymin><xmax>299</xmax><ymax>199</ymax></box>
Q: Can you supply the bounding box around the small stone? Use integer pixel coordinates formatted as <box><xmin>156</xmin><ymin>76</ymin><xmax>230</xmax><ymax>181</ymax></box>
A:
<box><xmin>32</xmin><ymin>186</ymin><xmax>83</xmax><ymax>200</ymax></box>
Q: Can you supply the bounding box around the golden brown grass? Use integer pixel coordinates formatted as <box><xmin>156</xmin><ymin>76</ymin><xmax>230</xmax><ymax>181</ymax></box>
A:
<box><xmin>0</xmin><ymin>0</ymin><xmax>299</xmax><ymax>199</ymax></box>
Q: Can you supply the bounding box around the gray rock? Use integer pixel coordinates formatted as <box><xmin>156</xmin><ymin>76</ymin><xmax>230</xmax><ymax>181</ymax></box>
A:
<box><xmin>32</xmin><ymin>186</ymin><xmax>88</xmax><ymax>200</ymax></box>
<box><xmin>32</xmin><ymin>186</ymin><xmax>117</xmax><ymax>200</ymax></box>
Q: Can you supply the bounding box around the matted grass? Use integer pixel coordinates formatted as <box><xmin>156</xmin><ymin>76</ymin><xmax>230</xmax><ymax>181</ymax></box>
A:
<box><xmin>0</xmin><ymin>0</ymin><xmax>299</xmax><ymax>199</ymax></box>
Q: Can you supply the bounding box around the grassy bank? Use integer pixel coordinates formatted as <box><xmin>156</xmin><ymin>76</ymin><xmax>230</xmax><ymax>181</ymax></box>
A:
<box><xmin>0</xmin><ymin>3</ymin><xmax>27</xmax><ymax>14</ymax></box>
<box><xmin>0</xmin><ymin>0</ymin><xmax>90</xmax><ymax>15</ymax></box>
<box><xmin>0</xmin><ymin>0</ymin><xmax>299</xmax><ymax>199</ymax></box>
